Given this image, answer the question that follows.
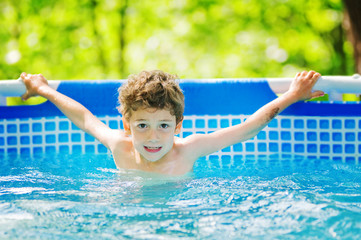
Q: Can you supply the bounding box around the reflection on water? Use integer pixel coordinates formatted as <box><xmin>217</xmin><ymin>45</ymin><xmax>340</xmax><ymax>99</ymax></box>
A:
<box><xmin>0</xmin><ymin>153</ymin><xmax>361</xmax><ymax>239</ymax></box>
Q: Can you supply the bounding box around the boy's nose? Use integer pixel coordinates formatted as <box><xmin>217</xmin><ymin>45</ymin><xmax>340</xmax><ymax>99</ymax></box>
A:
<box><xmin>148</xmin><ymin>129</ymin><xmax>159</xmax><ymax>141</ymax></box>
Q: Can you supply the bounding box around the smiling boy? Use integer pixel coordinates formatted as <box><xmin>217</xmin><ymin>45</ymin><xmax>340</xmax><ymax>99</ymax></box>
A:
<box><xmin>20</xmin><ymin>70</ymin><xmax>324</xmax><ymax>175</ymax></box>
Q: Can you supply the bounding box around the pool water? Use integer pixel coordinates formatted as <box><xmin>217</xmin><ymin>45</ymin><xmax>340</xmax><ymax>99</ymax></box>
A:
<box><xmin>0</xmin><ymin>154</ymin><xmax>361</xmax><ymax>239</ymax></box>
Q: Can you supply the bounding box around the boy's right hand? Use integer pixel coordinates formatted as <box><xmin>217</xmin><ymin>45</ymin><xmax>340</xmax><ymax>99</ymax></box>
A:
<box><xmin>286</xmin><ymin>70</ymin><xmax>324</xmax><ymax>102</ymax></box>
<box><xmin>20</xmin><ymin>72</ymin><xmax>49</xmax><ymax>100</ymax></box>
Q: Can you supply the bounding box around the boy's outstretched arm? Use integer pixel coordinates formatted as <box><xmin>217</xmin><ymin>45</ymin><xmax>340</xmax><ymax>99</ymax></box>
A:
<box><xmin>185</xmin><ymin>71</ymin><xmax>324</xmax><ymax>158</ymax></box>
<box><xmin>20</xmin><ymin>73</ymin><xmax>120</xmax><ymax>150</ymax></box>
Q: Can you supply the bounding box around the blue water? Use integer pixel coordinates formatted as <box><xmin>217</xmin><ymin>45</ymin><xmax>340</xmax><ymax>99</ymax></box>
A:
<box><xmin>0</xmin><ymin>153</ymin><xmax>361</xmax><ymax>239</ymax></box>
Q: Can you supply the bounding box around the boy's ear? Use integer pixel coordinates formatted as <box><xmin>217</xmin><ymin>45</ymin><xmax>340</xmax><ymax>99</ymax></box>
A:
<box><xmin>175</xmin><ymin>120</ymin><xmax>183</xmax><ymax>135</ymax></box>
<box><xmin>122</xmin><ymin>117</ymin><xmax>131</xmax><ymax>135</ymax></box>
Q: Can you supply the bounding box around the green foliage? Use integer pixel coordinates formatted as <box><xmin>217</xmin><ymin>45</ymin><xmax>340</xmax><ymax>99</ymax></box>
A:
<box><xmin>0</xmin><ymin>0</ymin><xmax>354</xmax><ymax>80</ymax></box>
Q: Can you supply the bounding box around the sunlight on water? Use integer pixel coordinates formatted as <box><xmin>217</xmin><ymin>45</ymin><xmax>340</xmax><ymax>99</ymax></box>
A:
<box><xmin>0</xmin><ymin>153</ymin><xmax>361</xmax><ymax>239</ymax></box>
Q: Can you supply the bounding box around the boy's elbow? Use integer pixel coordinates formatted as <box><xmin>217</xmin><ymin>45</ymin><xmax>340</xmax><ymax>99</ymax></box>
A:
<box><xmin>241</xmin><ymin>124</ymin><xmax>266</xmax><ymax>143</ymax></box>
<box><xmin>242</xmin><ymin>131</ymin><xmax>259</xmax><ymax>142</ymax></box>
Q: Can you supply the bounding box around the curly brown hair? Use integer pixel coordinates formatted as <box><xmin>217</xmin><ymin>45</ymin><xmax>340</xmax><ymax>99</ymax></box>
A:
<box><xmin>118</xmin><ymin>70</ymin><xmax>185</xmax><ymax>124</ymax></box>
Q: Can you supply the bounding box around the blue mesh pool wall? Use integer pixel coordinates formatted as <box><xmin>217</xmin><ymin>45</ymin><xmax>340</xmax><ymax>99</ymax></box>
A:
<box><xmin>1</xmin><ymin>79</ymin><xmax>361</xmax><ymax>162</ymax></box>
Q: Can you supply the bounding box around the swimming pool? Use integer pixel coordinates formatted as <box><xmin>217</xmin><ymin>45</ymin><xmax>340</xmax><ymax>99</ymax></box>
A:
<box><xmin>1</xmin><ymin>78</ymin><xmax>361</xmax><ymax>239</ymax></box>
<box><xmin>1</xmin><ymin>153</ymin><xmax>361</xmax><ymax>239</ymax></box>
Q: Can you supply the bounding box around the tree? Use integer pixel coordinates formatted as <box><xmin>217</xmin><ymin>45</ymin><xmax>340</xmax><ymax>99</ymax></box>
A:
<box><xmin>0</xmin><ymin>0</ymin><xmax>353</xmax><ymax>80</ymax></box>
<box><xmin>343</xmin><ymin>0</ymin><xmax>361</xmax><ymax>73</ymax></box>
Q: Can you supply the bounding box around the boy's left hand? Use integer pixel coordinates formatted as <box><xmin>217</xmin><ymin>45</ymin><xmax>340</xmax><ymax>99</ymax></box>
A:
<box><xmin>287</xmin><ymin>71</ymin><xmax>324</xmax><ymax>102</ymax></box>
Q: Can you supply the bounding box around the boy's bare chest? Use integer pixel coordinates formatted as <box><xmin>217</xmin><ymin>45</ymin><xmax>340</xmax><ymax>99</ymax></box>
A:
<box><xmin>111</xmin><ymin>148</ymin><xmax>193</xmax><ymax>175</ymax></box>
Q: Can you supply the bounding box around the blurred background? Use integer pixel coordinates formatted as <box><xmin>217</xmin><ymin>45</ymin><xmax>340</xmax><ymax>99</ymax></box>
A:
<box><xmin>0</xmin><ymin>0</ymin><xmax>360</xmax><ymax>80</ymax></box>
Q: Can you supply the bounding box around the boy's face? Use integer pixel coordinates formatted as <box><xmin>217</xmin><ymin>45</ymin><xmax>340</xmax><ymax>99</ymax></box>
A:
<box><xmin>123</xmin><ymin>108</ymin><xmax>182</xmax><ymax>162</ymax></box>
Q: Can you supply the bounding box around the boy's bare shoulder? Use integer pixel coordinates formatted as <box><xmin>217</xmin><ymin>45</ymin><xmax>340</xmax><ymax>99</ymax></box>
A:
<box><xmin>174</xmin><ymin>133</ymin><xmax>223</xmax><ymax>161</ymax></box>
<box><xmin>175</xmin><ymin>133</ymin><xmax>205</xmax><ymax>145</ymax></box>
<box><xmin>105</xmin><ymin>129</ymin><xmax>132</xmax><ymax>151</ymax></box>
<box><xmin>173</xmin><ymin>134</ymin><xmax>206</xmax><ymax>159</ymax></box>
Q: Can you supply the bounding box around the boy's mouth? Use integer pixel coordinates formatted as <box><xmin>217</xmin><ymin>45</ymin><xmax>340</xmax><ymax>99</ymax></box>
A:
<box><xmin>144</xmin><ymin>146</ymin><xmax>162</xmax><ymax>153</ymax></box>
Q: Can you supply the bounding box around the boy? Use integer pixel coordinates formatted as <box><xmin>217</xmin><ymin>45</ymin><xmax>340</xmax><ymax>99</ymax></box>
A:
<box><xmin>20</xmin><ymin>70</ymin><xmax>324</xmax><ymax>175</ymax></box>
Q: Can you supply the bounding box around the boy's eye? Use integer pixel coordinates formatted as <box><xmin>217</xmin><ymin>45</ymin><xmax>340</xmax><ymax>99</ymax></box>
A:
<box><xmin>160</xmin><ymin>123</ymin><xmax>169</xmax><ymax>129</ymax></box>
<box><xmin>137</xmin><ymin>123</ymin><xmax>147</xmax><ymax>129</ymax></box>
